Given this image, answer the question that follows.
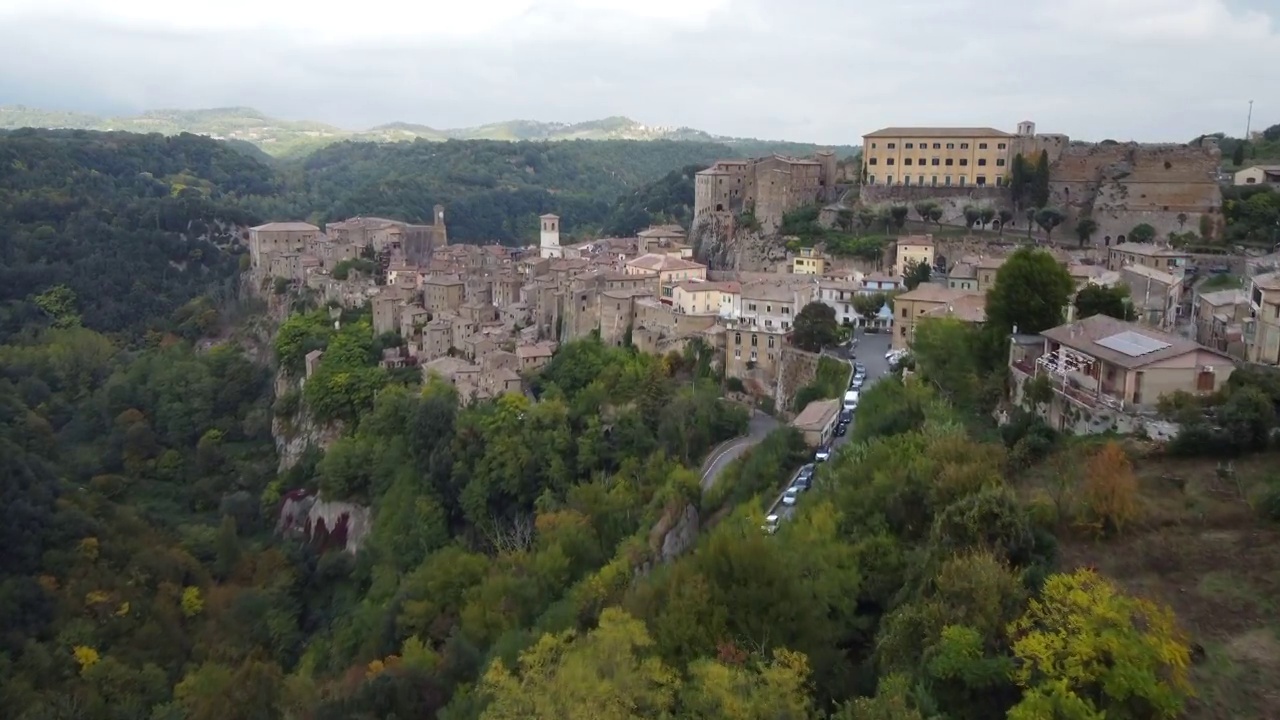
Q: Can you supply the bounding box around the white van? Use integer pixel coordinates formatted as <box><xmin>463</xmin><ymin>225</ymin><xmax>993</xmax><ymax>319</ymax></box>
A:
<box><xmin>842</xmin><ymin>390</ymin><xmax>860</xmax><ymax>411</ymax></box>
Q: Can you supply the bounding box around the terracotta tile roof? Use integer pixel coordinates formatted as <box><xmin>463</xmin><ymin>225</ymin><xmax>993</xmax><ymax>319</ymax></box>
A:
<box><xmin>251</xmin><ymin>221</ymin><xmax>320</xmax><ymax>232</ymax></box>
<box><xmin>1252</xmin><ymin>272</ymin><xmax>1280</xmax><ymax>291</ymax></box>
<box><xmin>1199</xmin><ymin>289</ymin><xmax>1248</xmax><ymax>306</ymax></box>
<box><xmin>791</xmin><ymin>399</ymin><xmax>841</xmax><ymax>430</ymax></box>
<box><xmin>1040</xmin><ymin>315</ymin><xmax>1228</xmax><ymax>370</ymax></box>
<box><xmin>897</xmin><ymin>285</ymin><xmax>977</xmax><ymax>304</ymax></box>
<box><xmin>864</xmin><ymin>127</ymin><xmax>1014</xmax><ymax>138</ymax></box>
<box><xmin>920</xmin><ymin>293</ymin><xmax>987</xmax><ymax>323</ymax></box>
<box><xmin>626</xmin><ymin>253</ymin><xmax>706</xmax><ymax>273</ymax></box>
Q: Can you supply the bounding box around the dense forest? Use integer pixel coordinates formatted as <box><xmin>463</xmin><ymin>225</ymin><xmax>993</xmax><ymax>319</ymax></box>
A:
<box><xmin>258</xmin><ymin>138</ymin><xmax>729</xmax><ymax>242</ymax></box>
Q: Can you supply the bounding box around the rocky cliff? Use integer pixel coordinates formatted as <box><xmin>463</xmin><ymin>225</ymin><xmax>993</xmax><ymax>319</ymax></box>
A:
<box><xmin>691</xmin><ymin>213</ymin><xmax>788</xmax><ymax>271</ymax></box>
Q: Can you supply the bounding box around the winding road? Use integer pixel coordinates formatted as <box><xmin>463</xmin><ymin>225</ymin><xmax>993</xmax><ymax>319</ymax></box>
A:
<box><xmin>700</xmin><ymin>410</ymin><xmax>779</xmax><ymax>491</ymax></box>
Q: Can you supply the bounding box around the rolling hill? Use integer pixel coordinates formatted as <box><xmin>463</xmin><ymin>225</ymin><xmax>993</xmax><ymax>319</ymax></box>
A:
<box><xmin>0</xmin><ymin>105</ymin><xmax>859</xmax><ymax>159</ymax></box>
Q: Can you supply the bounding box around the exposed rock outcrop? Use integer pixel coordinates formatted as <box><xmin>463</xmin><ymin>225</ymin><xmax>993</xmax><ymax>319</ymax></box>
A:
<box><xmin>276</xmin><ymin>489</ymin><xmax>372</xmax><ymax>554</ymax></box>
<box><xmin>272</xmin><ymin>368</ymin><xmax>343</xmax><ymax>473</ymax></box>
<box><xmin>691</xmin><ymin>214</ymin><xmax>786</xmax><ymax>272</ymax></box>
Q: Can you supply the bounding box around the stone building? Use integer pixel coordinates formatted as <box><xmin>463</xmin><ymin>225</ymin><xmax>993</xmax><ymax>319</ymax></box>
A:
<box><xmin>540</xmin><ymin>214</ymin><xmax>563</xmax><ymax>259</ymax></box>
<box><xmin>249</xmin><ymin>221</ymin><xmax>321</xmax><ymax>268</ymax></box>
<box><xmin>693</xmin><ymin>152</ymin><xmax>839</xmax><ymax>233</ymax></box>
<box><xmin>861</xmin><ymin>127</ymin><xmax>1014</xmax><ymax>189</ymax></box>
<box><xmin>423</xmin><ymin>277</ymin><xmax>466</xmax><ymax>313</ymax></box>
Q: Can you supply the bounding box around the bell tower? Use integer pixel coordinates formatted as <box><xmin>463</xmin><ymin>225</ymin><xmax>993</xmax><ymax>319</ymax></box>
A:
<box><xmin>539</xmin><ymin>214</ymin><xmax>562</xmax><ymax>259</ymax></box>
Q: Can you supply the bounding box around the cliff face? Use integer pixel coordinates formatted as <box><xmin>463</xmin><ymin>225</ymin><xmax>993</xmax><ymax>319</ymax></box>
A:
<box><xmin>276</xmin><ymin>489</ymin><xmax>373</xmax><ymax>554</ymax></box>
<box><xmin>691</xmin><ymin>214</ymin><xmax>788</xmax><ymax>272</ymax></box>
<box><xmin>272</xmin><ymin>368</ymin><xmax>343</xmax><ymax>473</ymax></box>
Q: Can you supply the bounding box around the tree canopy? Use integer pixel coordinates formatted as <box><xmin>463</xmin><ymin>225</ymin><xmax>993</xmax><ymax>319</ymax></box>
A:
<box><xmin>985</xmin><ymin>248</ymin><xmax>1076</xmax><ymax>335</ymax></box>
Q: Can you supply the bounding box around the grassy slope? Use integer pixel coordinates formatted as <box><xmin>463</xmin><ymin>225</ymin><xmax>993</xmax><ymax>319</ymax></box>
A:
<box><xmin>1020</xmin><ymin>439</ymin><xmax>1280</xmax><ymax>719</ymax></box>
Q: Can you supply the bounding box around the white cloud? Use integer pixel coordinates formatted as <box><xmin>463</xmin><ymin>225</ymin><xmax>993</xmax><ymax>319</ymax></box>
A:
<box><xmin>0</xmin><ymin>0</ymin><xmax>1276</xmax><ymax>143</ymax></box>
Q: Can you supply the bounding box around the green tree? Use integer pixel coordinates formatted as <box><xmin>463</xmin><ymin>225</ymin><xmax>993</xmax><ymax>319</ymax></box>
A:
<box><xmin>997</xmin><ymin>209</ymin><xmax>1014</xmax><ymax>236</ymax></box>
<box><xmin>478</xmin><ymin>607</ymin><xmax>678</xmax><ymax>720</ymax></box>
<box><xmin>927</xmin><ymin>205</ymin><xmax>943</xmax><ymax>228</ymax></box>
<box><xmin>1034</xmin><ymin>208</ymin><xmax>1065</xmax><ymax>243</ymax></box>
<box><xmin>32</xmin><ymin>284</ymin><xmax>83</xmax><ymax>329</ymax></box>
<box><xmin>1128</xmin><ymin>223</ymin><xmax>1157</xmax><ymax>243</ymax></box>
<box><xmin>914</xmin><ymin>201</ymin><xmax>939</xmax><ymax>225</ymax></box>
<box><xmin>889</xmin><ymin>205</ymin><xmax>910</xmax><ymax>230</ymax></box>
<box><xmin>985</xmin><ymin>247</ymin><xmax>1075</xmax><ymax>334</ymax></box>
<box><xmin>1073</xmin><ymin>284</ymin><xmax>1134</xmax><ymax>321</ymax></box>
<box><xmin>792</xmin><ymin>302</ymin><xmax>839</xmax><ymax>352</ymax></box>
<box><xmin>962</xmin><ymin>205</ymin><xmax>980</xmax><ymax>230</ymax></box>
<box><xmin>1232</xmin><ymin>141</ymin><xmax>1246</xmax><ymax>166</ymax></box>
<box><xmin>978</xmin><ymin>206</ymin><xmax>996</xmax><ymax>229</ymax></box>
<box><xmin>853</xmin><ymin>292</ymin><xmax>886</xmax><ymax>326</ymax></box>
<box><xmin>1031</xmin><ymin>150</ymin><xmax>1051</xmax><ymax>208</ymax></box>
<box><xmin>1008</xmin><ymin>569</ymin><xmax>1193</xmax><ymax>720</ymax></box>
<box><xmin>903</xmin><ymin>261</ymin><xmax>932</xmax><ymax>291</ymax></box>
<box><xmin>1074</xmin><ymin>216</ymin><xmax>1098</xmax><ymax>246</ymax></box>
<box><xmin>910</xmin><ymin>318</ymin><xmax>982</xmax><ymax>410</ymax></box>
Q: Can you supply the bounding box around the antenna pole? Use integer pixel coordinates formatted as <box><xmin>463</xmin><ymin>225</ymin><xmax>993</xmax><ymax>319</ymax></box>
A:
<box><xmin>1246</xmin><ymin>100</ymin><xmax>1254</xmax><ymax>140</ymax></box>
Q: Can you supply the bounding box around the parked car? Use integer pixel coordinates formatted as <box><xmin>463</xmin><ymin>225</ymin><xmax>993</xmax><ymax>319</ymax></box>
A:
<box><xmin>814</xmin><ymin>446</ymin><xmax>831</xmax><ymax>463</ymax></box>
<box><xmin>843</xmin><ymin>390</ymin><xmax>860</xmax><ymax>410</ymax></box>
<box><xmin>850</xmin><ymin>376</ymin><xmax>864</xmax><ymax>390</ymax></box>
<box><xmin>781</xmin><ymin>487</ymin><xmax>800</xmax><ymax>506</ymax></box>
<box><xmin>839</xmin><ymin>409</ymin><xmax>853</xmax><ymax>424</ymax></box>
<box><xmin>797</xmin><ymin>463</ymin><xmax>815</xmax><ymax>481</ymax></box>
<box><xmin>762</xmin><ymin>514</ymin><xmax>780</xmax><ymax>534</ymax></box>
<box><xmin>834</xmin><ymin>422</ymin><xmax>848</xmax><ymax>437</ymax></box>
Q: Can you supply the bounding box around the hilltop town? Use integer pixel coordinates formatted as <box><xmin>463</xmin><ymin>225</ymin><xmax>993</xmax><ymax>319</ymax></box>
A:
<box><xmin>251</xmin><ymin>117</ymin><xmax>1280</xmax><ymax>428</ymax></box>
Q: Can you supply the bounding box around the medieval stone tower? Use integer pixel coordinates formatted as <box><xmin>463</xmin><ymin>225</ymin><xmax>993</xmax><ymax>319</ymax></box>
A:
<box><xmin>539</xmin><ymin>213</ymin><xmax>562</xmax><ymax>259</ymax></box>
<box><xmin>433</xmin><ymin>204</ymin><xmax>448</xmax><ymax>248</ymax></box>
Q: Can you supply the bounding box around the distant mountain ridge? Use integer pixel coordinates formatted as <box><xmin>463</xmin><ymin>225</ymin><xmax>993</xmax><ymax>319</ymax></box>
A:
<box><xmin>0</xmin><ymin>105</ymin><xmax>859</xmax><ymax>159</ymax></box>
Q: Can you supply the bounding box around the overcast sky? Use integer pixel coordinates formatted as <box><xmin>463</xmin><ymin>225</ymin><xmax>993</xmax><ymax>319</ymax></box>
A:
<box><xmin>0</xmin><ymin>0</ymin><xmax>1277</xmax><ymax>144</ymax></box>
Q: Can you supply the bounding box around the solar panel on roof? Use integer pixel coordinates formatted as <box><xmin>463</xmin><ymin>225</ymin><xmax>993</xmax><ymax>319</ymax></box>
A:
<box><xmin>1095</xmin><ymin>331</ymin><xmax>1171</xmax><ymax>357</ymax></box>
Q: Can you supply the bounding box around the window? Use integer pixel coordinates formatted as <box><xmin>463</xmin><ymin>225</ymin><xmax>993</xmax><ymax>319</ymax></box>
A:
<box><xmin>748</xmin><ymin>303</ymin><xmax>757</xmax><ymax>311</ymax></box>
<box><xmin>932</xmin><ymin>142</ymin><xmax>941</xmax><ymax>149</ymax></box>
<box><xmin>734</xmin><ymin>332</ymin><xmax>741</xmax><ymax>344</ymax></box>
<box><xmin>782</xmin><ymin>306</ymin><xmax>790</xmax><ymax>314</ymax></box>
<box><xmin>918</xmin><ymin>175</ymin><xmax>925</xmax><ymax>186</ymax></box>
<box><xmin>959</xmin><ymin>176</ymin><xmax>966</xmax><ymax>187</ymax></box>
<box><xmin>977</xmin><ymin>175</ymin><xmax>987</xmax><ymax>186</ymax></box>
<box><xmin>750</xmin><ymin>350</ymin><xmax>757</xmax><ymax>361</ymax></box>
<box><xmin>919</xmin><ymin>157</ymin><xmax>926</xmax><ymax>165</ymax></box>
<box><xmin>960</xmin><ymin>142</ymin><xmax>969</xmax><ymax>149</ymax></box>
<box><xmin>996</xmin><ymin>158</ymin><xmax>1006</xmax><ymax>167</ymax></box>
<box><xmin>995</xmin><ymin>176</ymin><xmax>1004</xmax><ymax>187</ymax></box>
<box><xmin>751</xmin><ymin>334</ymin><xmax>758</xmax><ymax>347</ymax></box>
<box><xmin>887</xmin><ymin>142</ymin><xmax>896</xmax><ymax>149</ymax></box>
<box><xmin>871</xmin><ymin>142</ymin><xmax>877</xmax><ymax>148</ymax></box>
<box><xmin>959</xmin><ymin>159</ymin><xmax>968</xmax><ymax>166</ymax></box>
<box><xmin>886</xmin><ymin>158</ymin><xmax>895</xmax><ymax>165</ymax></box>
<box><xmin>887</xmin><ymin>175</ymin><xmax>894</xmax><ymax>185</ymax></box>
<box><xmin>900</xmin><ymin>326</ymin><xmax>907</xmax><ymax>337</ymax></box>
<box><xmin>945</xmin><ymin>176</ymin><xmax>952</xmax><ymax>186</ymax></box>
<box><xmin>946</xmin><ymin>143</ymin><xmax>955</xmax><ymax>149</ymax></box>
<box><xmin>931</xmin><ymin>158</ymin><xmax>940</xmax><ymax>166</ymax></box>
<box><xmin>978</xmin><ymin>142</ymin><xmax>988</xmax><ymax>149</ymax></box>
<box><xmin>978</xmin><ymin>158</ymin><xmax>987</xmax><ymax>166</ymax></box>
<box><xmin>904</xmin><ymin>158</ymin><xmax>913</xmax><ymax>166</ymax></box>
<box><xmin>767</xmin><ymin>336</ymin><xmax>775</xmax><ymax>348</ymax></box>
<box><xmin>945</xmin><ymin>158</ymin><xmax>954</xmax><ymax>166</ymax></box>
<box><xmin>868</xmin><ymin>175</ymin><xmax>876</xmax><ymax>185</ymax></box>
<box><xmin>734</xmin><ymin>349</ymin><xmax>740</xmax><ymax>358</ymax></box>
<box><xmin>997</xmin><ymin>143</ymin><xmax>1007</xmax><ymax>149</ymax></box>
<box><xmin>905</xmin><ymin>142</ymin><xmax>914</xmax><ymax>149</ymax></box>
<box><xmin>901</xmin><ymin>176</ymin><xmax>910</xmax><ymax>187</ymax></box>
<box><xmin>868</xmin><ymin>158</ymin><xmax>878</xmax><ymax>165</ymax></box>
<box><xmin>900</xmin><ymin>308</ymin><xmax>907</xmax><ymax>318</ymax></box>
<box><xmin>931</xmin><ymin>176</ymin><xmax>938</xmax><ymax>186</ymax></box>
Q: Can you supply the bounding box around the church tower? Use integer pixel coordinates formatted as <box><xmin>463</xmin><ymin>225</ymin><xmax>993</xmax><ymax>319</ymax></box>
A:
<box><xmin>539</xmin><ymin>214</ymin><xmax>562</xmax><ymax>259</ymax></box>
<box><xmin>432</xmin><ymin>204</ymin><xmax>448</xmax><ymax>248</ymax></box>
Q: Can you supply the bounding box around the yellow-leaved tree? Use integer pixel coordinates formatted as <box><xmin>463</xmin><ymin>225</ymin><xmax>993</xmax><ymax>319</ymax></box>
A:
<box><xmin>479</xmin><ymin>607</ymin><xmax>679</xmax><ymax>720</ymax></box>
<box><xmin>680</xmin><ymin>648</ymin><xmax>818</xmax><ymax>720</ymax></box>
<box><xmin>1007</xmin><ymin>569</ymin><xmax>1192</xmax><ymax>720</ymax></box>
<box><xmin>1082</xmin><ymin>441</ymin><xmax>1140</xmax><ymax>535</ymax></box>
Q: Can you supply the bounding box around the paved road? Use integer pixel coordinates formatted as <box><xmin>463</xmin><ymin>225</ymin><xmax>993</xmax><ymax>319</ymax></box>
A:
<box><xmin>700</xmin><ymin>410</ymin><xmax>780</xmax><ymax>491</ymax></box>
<box><xmin>770</xmin><ymin>330</ymin><xmax>894</xmax><ymax>521</ymax></box>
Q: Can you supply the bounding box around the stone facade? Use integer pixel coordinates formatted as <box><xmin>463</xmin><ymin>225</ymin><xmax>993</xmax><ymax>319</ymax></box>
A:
<box><xmin>694</xmin><ymin>152</ymin><xmax>839</xmax><ymax>233</ymax></box>
<box><xmin>1048</xmin><ymin>142</ymin><xmax>1223</xmax><ymax>245</ymax></box>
